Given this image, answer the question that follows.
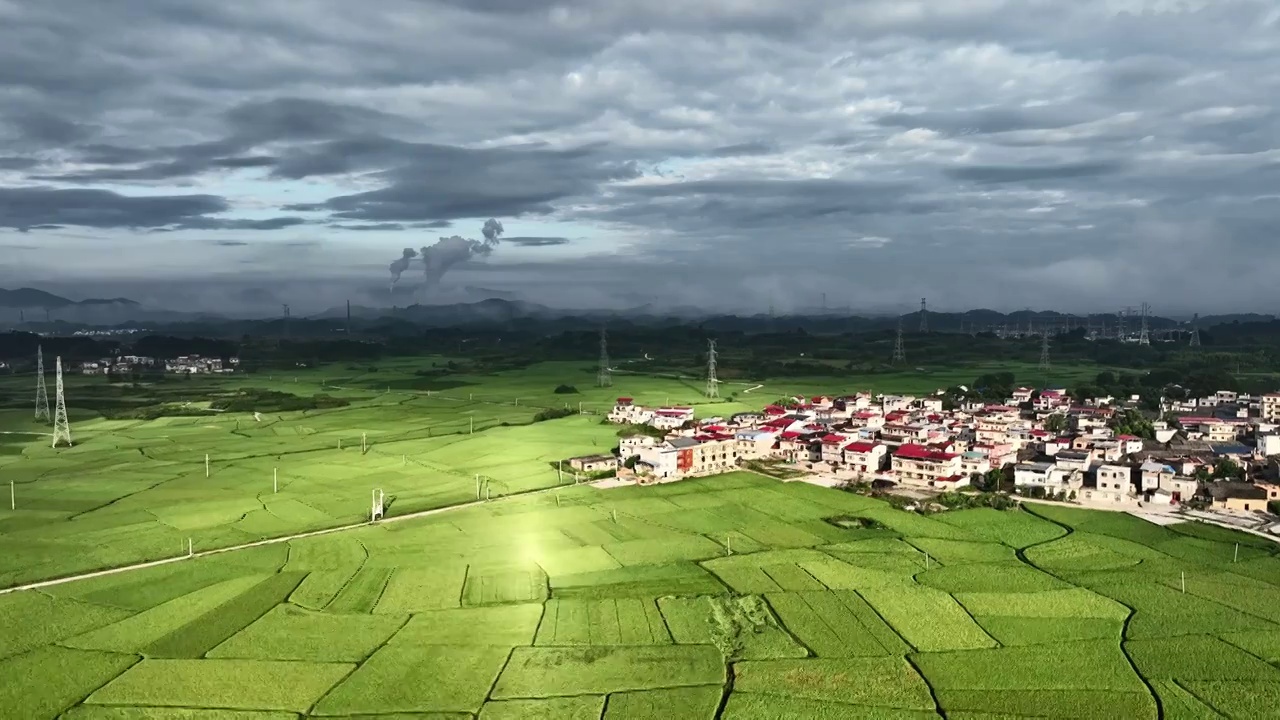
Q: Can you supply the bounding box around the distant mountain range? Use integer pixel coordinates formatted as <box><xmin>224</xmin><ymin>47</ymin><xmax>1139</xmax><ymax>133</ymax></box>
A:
<box><xmin>0</xmin><ymin>287</ymin><xmax>139</xmax><ymax>309</ymax></box>
<box><xmin>2</xmin><ymin>286</ymin><xmax>1277</xmax><ymax>333</ymax></box>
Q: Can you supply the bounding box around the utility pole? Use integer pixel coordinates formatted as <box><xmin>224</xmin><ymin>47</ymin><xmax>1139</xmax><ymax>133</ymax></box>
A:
<box><xmin>705</xmin><ymin>340</ymin><xmax>719</xmax><ymax>399</ymax></box>
<box><xmin>597</xmin><ymin>326</ymin><xmax>612</xmax><ymax>388</ymax></box>
<box><xmin>892</xmin><ymin>317</ymin><xmax>906</xmax><ymax>365</ymax></box>
<box><xmin>51</xmin><ymin>357</ymin><xmax>72</xmax><ymax>448</ymax></box>
<box><xmin>34</xmin><ymin>345</ymin><xmax>49</xmax><ymax>423</ymax></box>
<box><xmin>919</xmin><ymin>298</ymin><xmax>928</xmax><ymax>333</ymax></box>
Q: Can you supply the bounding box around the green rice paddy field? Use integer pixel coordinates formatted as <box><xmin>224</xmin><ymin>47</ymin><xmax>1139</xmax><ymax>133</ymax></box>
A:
<box><xmin>2</xmin><ymin>471</ymin><xmax>1279</xmax><ymax>718</ymax></box>
<box><xmin>0</xmin><ymin>357</ymin><xmax>1263</xmax><ymax>718</ymax></box>
<box><xmin>0</xmin><ymin>358</ymin><xmax>1099</xmax><ymax>585</ymax></box>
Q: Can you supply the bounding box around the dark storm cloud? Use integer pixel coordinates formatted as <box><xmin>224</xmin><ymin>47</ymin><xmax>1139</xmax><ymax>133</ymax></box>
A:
<box><xmin>283</xmin><ymin>142</ymin><xmax>638</xmax><ymax>221</ymax></box>
<box><xmin>0</xmin><ymin>157</ymin><xmax>38</xmax><ymax>170</ymax></box>
<box><xmin>174</xmin><ymin>217</ymin><xmax>307</xmax><ymax>231</ymax></box>
<box><xmin>0</xmin><ymin>187</ymin><xmax>228</xmax><ymax>230</ymax></box>
<box><xmin>1</xmin><ymin>0</ymin><xmax>1278</xmax><ymax>314</ymax></box>
<box><xmin>707</xmin><ymin>141</ymin><xmax>777</xmax><ymax>157</ymax></box>
<box><xmin>944</xmin><ymin>162</ymin><xmax>1127</xmax><ymax>185</ymax></box>
<box><xmin>505</xmin><ymin>236</ymin><xmax>570</xmax><ymax>247</ymax></box>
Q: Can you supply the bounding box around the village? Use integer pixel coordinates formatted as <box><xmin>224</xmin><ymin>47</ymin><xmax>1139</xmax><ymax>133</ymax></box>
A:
<box><xmin>78</xmin><ymin>354</ymin><xmax>239</xmax><ymax>375</ymax></box>
<box><xmin>567</xmin><ymin>388</ymin><xmax>1280</xmax><ymax>527</ymax></box>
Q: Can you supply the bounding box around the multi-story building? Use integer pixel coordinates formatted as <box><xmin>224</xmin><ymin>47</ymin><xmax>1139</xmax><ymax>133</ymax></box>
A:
<box><xmin>843</xmin><ymin>441</ymin><xmax>887</xmax><ymax>477</ymax></box>
<box><xmin>1263</xmin><ymin>393</ymin><xmax>1280</xmax><ymax>422</ymax></box>
<box><xmin>1014</xmin><ymin>462</ymin><xmax>1082</xmax><ymax>493</ymax></box>
<box><xmin>1088</xmin><ymin>464</ymin><xmax>1137</xmax><ymax>504</ymax></box>
<box><xmin>891</xmin><ymin>444</ymin><xmax>962</xmax><ymax>487</ymax></box>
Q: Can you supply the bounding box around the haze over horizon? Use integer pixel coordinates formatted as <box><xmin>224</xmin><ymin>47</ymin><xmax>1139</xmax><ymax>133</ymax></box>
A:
<box><xmin>2</xmin><ymin>1</ymin><xmax>1278</xmax><ymax>316</ymax></box>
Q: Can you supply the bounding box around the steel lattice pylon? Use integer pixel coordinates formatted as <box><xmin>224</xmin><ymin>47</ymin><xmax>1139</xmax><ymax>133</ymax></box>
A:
<box><xmin>597</xmin><ymin>326</ymin><xmax>611</xmax><ymax>387</ymax></box>
<box><xmin>705</xmin><ymin>339</ymin><xmax>719</xmax><ymax>398</ymax></box>
<box><xmin>34</xmin><ymin>345</ymin><xmax>49</xmax><ymax>422</ymax></box>
<box><xmin>51</xmin><ymin>356</ymin><xmax>72</xmax><ymax>448</ymax></box>
<box><xmin>892</xmin><ymin>318</ymin><xmax>906</xmax><ymax>364</ymax></box>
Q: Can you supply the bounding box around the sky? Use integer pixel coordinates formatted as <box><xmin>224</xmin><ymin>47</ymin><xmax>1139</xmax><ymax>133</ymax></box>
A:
<box><xmin>1</xmin><ymin>0</ymin><xmax>1278</xmax><ymax>317</ymax></box>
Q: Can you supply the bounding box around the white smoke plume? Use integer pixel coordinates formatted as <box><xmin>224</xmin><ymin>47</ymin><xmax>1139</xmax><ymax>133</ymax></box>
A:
<box><xmin>388</xmin><ymin>248</ymin><xmax>418</xmax><ymax>292</ymax></box>
<box><xmin>387</xmin><ymin>219</ymin><xmax>505</xmax><ymax>294</ymax></box>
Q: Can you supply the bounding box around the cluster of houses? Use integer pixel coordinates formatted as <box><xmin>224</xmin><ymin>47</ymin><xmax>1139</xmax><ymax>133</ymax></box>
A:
<box><xmin>594</xmin><ymin>389</ymin><xmax>1280</xmax><ymax>516</ymax></box>
<box><xmin>79</xmin><ymin>354</ymin><xmax>239</xmax><ymax>375</ymax></box>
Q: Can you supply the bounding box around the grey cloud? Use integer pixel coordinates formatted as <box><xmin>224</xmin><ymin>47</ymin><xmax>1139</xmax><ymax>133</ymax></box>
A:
<box><xmin>175</xmin><ymin>217</ymin><xmax>307</xmax><ymax>231</ymax></box>
<box><xmin>284</xmin><ymin>142</ymin><xmax>638</xmax><ymax>221</ymax></box>
<box><xmin>0</xmin><ymin>157</ymin><xmax>38</xmax><ymax>170</ymax></box>
<box><xmin>708</xmin><ymin>141</ymin><xmax>777</xmax><ymax>157</ymax></box>
<box><xmin>1</xmin><ymin>0</ymin><xmax>1279</xmax><ymax>314</ymax></box>
<box><xmin>0</xmin><ymin>187</ymin><xmax>228</xmax><ymax>230</ymax></box>
<box><xmin>505</xmin><ymin>236</ymin><xmax>569</xmax><ymax>247</ymax></box>
<box><xmin>212</xmin><ymin>240</ymin><xmax>250</xmax><ymax>246</ymax></box>
<box><xmin>944</xmin><ymin>161</ymin><xmax>1127</xmax><ymax>184</ymax></box>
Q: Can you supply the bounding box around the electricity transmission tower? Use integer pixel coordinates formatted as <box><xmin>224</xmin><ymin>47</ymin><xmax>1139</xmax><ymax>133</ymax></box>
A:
<box><xmin>51</xmin><ymin>357</ymin><xmax>72</xmax><ymax>448</ymax></box>
<box><xmin>597</xmin><ymin>326</ymin><xmax>611</xmax><ymax>387</ymax></box>
<box><xmin>282</xmin><ymin>304</ymin><xmax>291</xmax><ymax>340</ymax></box>
<box><xmin>34</xmin><ymin>345</ymin><xmax>49</xmax><ymax>422</ymax></box>
<box><xmin>705</xmin><ymin>340</ymin><xmax>719</xmax><ymax>399</ymax></box>
<box><xmin>1117</xmin><ymin>308</ymin><xmax>1127</xmax><ymax>341</ymax></box>
<box><xmin>918</xmin><ymin>298</ymin><xmax>928</xmax><ymax>333</ymax></box>
<box><xmin>892</xmin><ymin>318</ymin><xmax>906</xmax><ymax>364</ymax></box>
<box><xmin>1190</xmin><ymin>313</ymin><xmax>1201</xmax><ymax>347</ymax></box>
<box><xmin>1039</xmin><ymin>329</ymin><xmax>1051</xmax><ymax>373</ymax></box>
<box><xmin>1139</xmin><ymin>303</ymin><xmax>1150</xmax><ymax>346</ymax></box>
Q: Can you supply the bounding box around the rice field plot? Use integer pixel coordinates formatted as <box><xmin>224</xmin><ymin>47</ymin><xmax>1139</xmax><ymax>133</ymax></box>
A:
<box><xmin>859</xmin><ymin>586</ymin><xmax>997</xmax><ymax>652</ymax></box>
<box><xmin>325</xmin><ymin>566</ymin><xmax>393</xmax><ymax>614</ymax></box>
<box><xmin>63</xmin><ymin>575</ymin><xmax>267</xmax><ymax>653</ymax></box>
<box><xmin>87</xmin><ymin>658</ymin><xmax>354</xmax><ymax>713</ymax></box>
<box><xmin>732</xmin><ymin>657</ymin><xmax>936</xmax><ymax>713</ymax></box>
<box><xmin>701</xmin><ymin>549</ymin><xmax>833</xmax><ymax>594</ymax></box>
<box><xmin>1091</xmin><ymin>581</ymin><xmax>1280</xmax><ymax>638</ymax></box>
<box><xmin>720</xmin><ymin>693</ymin><xmax>940</xmax><ymax>719</ymax></box>
<box><xmin>490</xmin><ymin>645</ymin><xmax>725</xmax><ymax>699</ymax></box>
<box><xmin>462</xmin><ymin>566</ymin><xmax>548</xmax><ymax>606</ymax></box>
<box><xmin>208</xmin><ymin>604</ymin><xmax>405</xmax><ymax>662</ymax></box>
<box><xmin>912</xmin><ymin>639</ymin><xmax>1155</xmax><ymax>719</ymax></box>
<box><xmin>916</xmin><ymin>561</ymin><xmax>1069</xmax><ymax>593</ymax></box>
<box><xmin>933</xmin><ymin>507</ymin><xmax>1067</xmax><ymax>548</ymax></box>
<box><xmin>1179</xmin><ymin>681</ymin><xmax>1280</xmax><ymax>718</ymax></box>
<box><xmin>658</xmin><ymin>595</ymin><xmax>807</xmax><ymax>660</ymax></box>
<box><xmin>549</xmin><ymin>561</ymin><xmax>726</xmax><ymax>599</ymax></box>
<box><xmin>0</xmin><ymin>647</ymin><xmax>139</xmax><ymax>720</ymax></box>
<box><xmin>392</xmin><ymin>603</ymin><xmax>543</xmax><ymax>646</ymax></box>
<box><xmin>480</xmin><ymin>696</ymin><xmax>606</xmax><ymax>720</ymax></box>
<box><xmin>906</xmin><ymin>537</ymin><xmax>1015</xmax><ymax>564</ymax></box>
<box><xmin>373</xmin><ymin>564</ymin><xmax>468</xmax><ymax>614</ymax></box>
<box><xmin>766</xmin><ymin>591</ymin><xmax>910</xmax><ymax>657</ymax></box>
<box><xmin>604</xmin><ymin>685</ymin><xmax>723</xmax><ymax>719</ymax></box>
<box><xmin>0</xmin><ymin>591</ymin><xmax>132</xmax><ymax>660</ymax></box>
<box><xmin>144</xmin><ymin>572</ymin><xmax>306</xmax><ymax>658</ymax></box>
<box><xmin>535</xmin><ymin>597</ymin><xmax>672</xmax><ymax>645</ymax></box>
<box><xmin>312</xmin><ymin>644</ymin><xmax>510</xmax><ymax>715</ymax></box>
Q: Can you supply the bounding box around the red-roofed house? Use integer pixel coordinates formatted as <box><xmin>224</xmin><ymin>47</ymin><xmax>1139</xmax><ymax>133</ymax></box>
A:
<box><xmin>933</xmin><ymin>474</ymin><xmax>972</xmax><ymax>489</ymax></box>
<box><xmin>892</xmin><ymin>444</ymin><xmax>962</xmax><ymax>488</ymax></box>
<box><xmin>843</xmin><ymin>441</ymin><xmax>888</xmax><ymax>476</ymax></box>
<box><xmin>764</xmin><ymin>405</ymin><xmax>786</xmax><ymax>416</ymax></box>
<box><xmin>819</xmin><ymin>433</ymin><xmax>848</xmax><ymax>464</ymax></box>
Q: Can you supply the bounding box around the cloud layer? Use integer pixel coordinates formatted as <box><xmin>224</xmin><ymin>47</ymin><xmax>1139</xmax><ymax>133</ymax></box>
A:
<box><xmin>1</xmin><ymin>0</ymin><xmax>1278</xmax><ymax>314</ymax></box>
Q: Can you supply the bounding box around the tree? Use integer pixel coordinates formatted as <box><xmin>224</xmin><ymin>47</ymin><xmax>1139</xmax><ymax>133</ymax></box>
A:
<box><xmin>1212</xmin><ymin>458</ymin><xmax>1245</xmax><ymax>480</ymax></box>
<box><xmin>1095</xmin><ymin>371</ymin><xmax>1117</xmax><ymax>387</ymax></box>
<box><xmin>1108</xmin><ymin>409</ymin><xmax>1155</xmax><ymax>440</ymax></box>
<box><xmin>1044</xmin><ymin>413</ymin><xmax>1067</xmax><ymax>433</ymax></box>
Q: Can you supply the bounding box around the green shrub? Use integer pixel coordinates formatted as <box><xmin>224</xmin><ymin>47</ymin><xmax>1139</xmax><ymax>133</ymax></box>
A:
<box><xmin>553</xmin><ymin>384</ymin><xmax>579</xmax><ymax>394</ymax></box>
<box><xmin>533</xmin><ymin>407</ymin><xmax>575</xmax><ymax>422</ymax></box>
